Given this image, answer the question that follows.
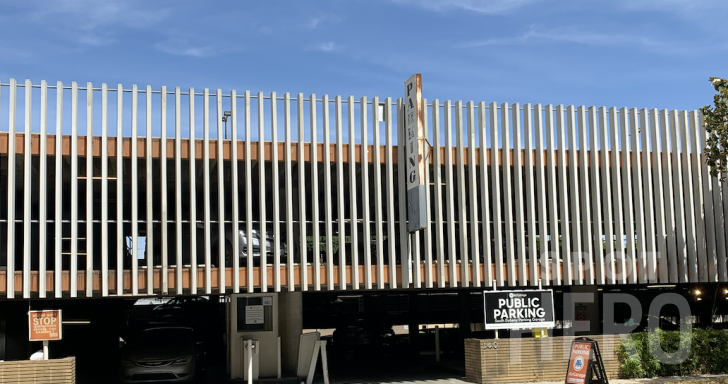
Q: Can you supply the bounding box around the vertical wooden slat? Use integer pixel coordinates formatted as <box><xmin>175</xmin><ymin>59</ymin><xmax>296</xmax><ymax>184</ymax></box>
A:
<box><xmin>566</xmin><ymin>106</ymin><xmax>582</xmax><ymax>285</ymax></box>
<box><xmin>310</xmin><ymin>94</ymin><xmax>321</xmax><ymax>291</ymax></box>
<box><xmin>175</xmin><ymin>87</ymin><xmax>184</xmax><ymax>294</ymax></box>
<box><xmin>501</xmin><ymin>103</ymin><xmax>516</xmax><ymax>286</ymax></box>
<box><xmin>323</xmin><ymin>95</ymin><xmax>335</xmax><ymax>290</ymax></box>
<box><xmin>434</xmin><ymin>100</ymin><xmax>446</xmax><ymax>287</ymax></box>
<box><xmin>490</xmin><ymin>102</ymin><xmax>504</xmax><ymax>287</ymax></box>
<box><xmin>271</xmin><ymin>92</ymin><xmax>280</xmax><ymax>292</ymax></box>
<box><xmin>544</xmin><ymin>104</ymin><xmax>561</xmax><ymax>285</ymax></box>
<box><xmin>629</xmin><ymin>108</ymin><xmax>648</xmax><ymax>283</ymax></box>
<box><xmin>455</xmin><ymin>101</ymin><xmax>469</xmax><ymax>287</ymax></box>
<box><xmin>244</xmin><ymin>91</ymin><xmax>253</xmax><ymax>293</ymax></box>
<box><xmin>284</xmin><ymin>93</ymin><xmax>295</xmax><ymax>291</ymax></box>
<box><xmin>115</xmin><ymin>84</ymin><xmax>123</xmax><ymax>294</ymax></box>
<box><xmin>189</xmin><ymin>87</ymin><xmax>198</xmax><ymax>294</ymax></box>
<box><xmin>297</xmin><ymin>94</ymin><xmax>308</xmax><ymax>291</ymax></box>
<box><xmin>661</xmin><ymin>110</ymin><xmax>681</xmax><ymax>283</ymax></box>
<box><xmin>697</xmin><ymin>111</ymin><xmax>719</xmax><ymax>282</ymax></box>
<box><xmin>39</xmin><ymin>80</ymin><xmax>48</xmax><ymax>298</ymax></box>
<box><xmin>71</xmin><ymin>81</ymin><xmax>79</xmax><ymax>297</ymax></box>
<box><xmin>215</xmin><ymin>89</ymin><xmax>225</xmax><ymax>293</ymax></box>
<box><xmin>360</xmin><ymin>96</ymin><xmax>371</xmax><ymax>290</ymax></box>
<box><xmin>146</xmin><ymin>85</ymin><xmax>154</xmax><ymax>295</ymax></box>
<box><xmin>384</xmin><ymin>98</ymin><xmax>398</xmax><ymax>288</ymax></box>
<box><xmin>668</xmin><ymin>110</ymin><xmax>690</xmax><ymax>283</ymax></box>
<box><xmin>576</xmin><ymin>106</ymin><xmax>593</xmax><ymax>285</ymax></box>
<box><xmin>335</xmin><ymin>96</ymin><xmax>347</xmax><ymax>290</ymax></box>
<box><xmin>203</xmin><ymin>88</ymin><xmax>213</xmax><ymax>294</ymax></box>
<box><xmin>231</xmin><ymin>90</ymin><xmax>240</xmax><ymax>293</ymax></box>
<box><xmin>56</xmin><ymin>81</ymin><xmax>64</xmax><ymax>298</ymax></box>
<box><xmin>23</xmin><ymin>79</ymin><xmax>32</xmax><ymax>298</ymax></box>
<box><xmin>467</xmin><ymin>101</ymin><xmax>481</xmax><ymax>287</ymax></box>
<box><xmin>598</xmin><ymin>107</ymin><xmax>616</xmax><ymax>284</ymax></box>
<box><xmin>5</xmin><ymin>79</ymin><xmax>15</xmax><ymax>298</ymax></box>
<box><xmin>512</xmin><ymin>103</ymin><xmax>527</xmax><ymax>286</ymax></box>
<box><xmin>348</xmin><ymin>96</ymin><xmax>360</xmax><ymax>289</ymax></box>
<box><xmin>588</xmin><ymin>107</ymin><xmax>604</xmax><ymax>285</ymax></box>
<box><xmin>686</xmin><ymin>111</ymin><xmax>709</xmax><ymax>282</ymax></box>
<box><xmin>533</xmin><ymin>105</ymin><xmax>550</xmax><ymax>284</ymax></box>
<box><xmin>638</xmin><ymin>109</ymin><xmax>658</xmax><ymax>283</ymax></box>
<box><xmin>444</xmin><ymin>101</ymin><xmax>458</xmax><ymax>287</ymax></box>
<box><xmin>161</xmin><ymin>86</ymin><xmax>169</xmax><ymax>294</ymax></box>
<box><xmin>523</xmin><ymin>104</ymin><xmax>539</xmax><ymax>285</ymax></box>
<box><xmin>619</xmin><ymin>107</ymin><xmax>636</xmax><ymax>284</ymax></box>
<box><xmin>373</xmin><ymin>96</ymin><xmax>385</xmax><ymax>289</ymax></box>
<box><xmin>101</xmin><ymin>83</ymin><xmax>109</xmax><ymax>296</ymax></box>
<box><xmin>258</xmin><ymin>91</ymin><xmax>267</xmax><ymax>292</ymax></box>
<box><xmin>680</xmin><ymin>111</ymin><xmax>700</xmax><ymax>282</ymax></box>
<box><xmin>397</xmin><ymin>98</ymin><xmax>410</xmax><ymax>288</ymax></box>
<box><xmin>85</xmin><ymin>83</ymin><xmax>94</xmax><ymax>297</ymax></box>
<box><xmin>609</xmin><ymin>107</ymin><xmax>626</xmax><ymax>284</ymax></box>
<box><xmin>650</xmin><ymin>109</ymin><xmax>671</xmax><ymax>283</ymax></box>
<box><xmin>422</xmin><ymin>99</ymin><xmax>433</xmax><ymax>288</ymax></box>
<box><xmin>702</xmin><ymin>114</ymin><xmax>727</xmax><ymax>282</ymax></box>
<box><xmin>556</xmin><ymin>105</ymin><xmax>573</xmax><ymax>285</ymax></box>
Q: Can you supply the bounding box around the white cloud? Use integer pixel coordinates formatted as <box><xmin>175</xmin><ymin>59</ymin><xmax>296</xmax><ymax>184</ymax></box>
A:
<box><xmin>155</xmin><ymin>40</ymin><xmax>215</xmax><ymax>58</ymax></box>
<box><xmin>390</xmin><ymin>0</ymin><xmax>539</xmax><ymax>14</ymax></box>
<box><xmin>24</xmin><ymin>0</ymin><xmax>169</xmax><ymax>47</ymax></box>
<box><xmin>609</xmin><ymin>0</ymin><xmax>726</xmax><ymax>13</ymax></box>
<box><xmin>304</xmin><ymin>15</ymin><xmax>342</xmax><ymax>29</ymax></box>
<box><xmin>310</xmin><ymin>42</ymin><xmax>338</xmax><ymax>52</ymax></box>
<box><xmin>458</xmin><ymin>26</ymin><xmax>694</xmax><ymax>53</ymax></box>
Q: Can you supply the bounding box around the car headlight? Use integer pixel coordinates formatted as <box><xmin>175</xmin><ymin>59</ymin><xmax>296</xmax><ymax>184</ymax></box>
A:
<box><xmin>172</xmin><ymin>356</ymin><xmax>192</xmax><ymax>364</ymax></box>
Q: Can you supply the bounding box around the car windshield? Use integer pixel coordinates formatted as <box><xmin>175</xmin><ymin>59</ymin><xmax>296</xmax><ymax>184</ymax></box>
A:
<box><xmin>134</xmin><ymin>329</ymin><xmax>192</xmax><ymax>349</ymax></box>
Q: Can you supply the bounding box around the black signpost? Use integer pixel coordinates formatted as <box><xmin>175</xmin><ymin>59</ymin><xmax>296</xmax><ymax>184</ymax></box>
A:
<box><xmin>564</xmin><ymin>337</ymin><xmax>609</xmax><ymax>384</ymax></box>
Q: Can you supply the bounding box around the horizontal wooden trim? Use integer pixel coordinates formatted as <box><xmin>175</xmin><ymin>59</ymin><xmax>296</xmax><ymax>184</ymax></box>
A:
<box><xmin>0</xmin><ymin>132</ymin><xmax>658</xmax><ymax>167</ymax></box>
<box><xmin>0</xmin><ymin>261</ymin><xmax>658</xmax><ymax>295</ymax></box>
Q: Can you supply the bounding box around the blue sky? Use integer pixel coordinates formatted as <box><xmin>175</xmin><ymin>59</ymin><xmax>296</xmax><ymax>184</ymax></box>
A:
<box><xmin>0</xmin><ymin>0</ymin><xmax>726</xmax><ymax>115</ymax></box>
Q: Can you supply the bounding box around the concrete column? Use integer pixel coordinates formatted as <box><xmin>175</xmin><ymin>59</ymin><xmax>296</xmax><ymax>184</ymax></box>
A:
<box><xmin>278</xmin><ymin>291</ymin><xmax>303</xmax><ymax>375</ymax></box>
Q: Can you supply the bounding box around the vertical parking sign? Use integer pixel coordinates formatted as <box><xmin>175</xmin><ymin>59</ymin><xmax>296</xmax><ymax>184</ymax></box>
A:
<box><xmin>404</xmin><ymin>74</ymin><xmax>427</xmax><ymax>232</ymax></box>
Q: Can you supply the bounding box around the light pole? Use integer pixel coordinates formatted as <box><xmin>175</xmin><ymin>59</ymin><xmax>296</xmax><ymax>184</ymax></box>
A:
<box><xmin>222</xmin><ymin>110</ymin><xmax>232</xmax><ymax>139</ymax></box>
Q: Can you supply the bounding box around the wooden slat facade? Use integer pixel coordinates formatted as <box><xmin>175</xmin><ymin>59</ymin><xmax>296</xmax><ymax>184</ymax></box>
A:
<box><xmin>0</xmin><ymin>80</ymin><xmax>724</xmax><ymax>298</ymax></box>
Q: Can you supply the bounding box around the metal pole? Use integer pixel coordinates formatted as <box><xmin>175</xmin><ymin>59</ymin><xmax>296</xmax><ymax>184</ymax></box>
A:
<box><xmin>493</xmin><ymin>280</ymin><xmax>499</xmax><ymax>339</ymax></box>
<box><xmin>247</xmin><ymin>340</ymin><xmax>253</xmax><ymax>384</ymax></box>
<box><xmin>43</xmin><ymin>340</ymin><xmax>49</xmax><ymax>360</ymax></box>
<box><xmin>435</xmin><ymin>326</ymin><xmax>440</xmax><ymax>362</ymax></box>
<box><xmin>277</xmin><ymin>336</ymin><xmax>282</xmax><ymax>379</ymax></box>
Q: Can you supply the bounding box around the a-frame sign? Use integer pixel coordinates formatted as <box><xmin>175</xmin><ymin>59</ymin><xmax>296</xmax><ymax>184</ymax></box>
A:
<box><xmin>564</xmin><ymin>337</ymin><xmax>609</xmax><ymax>384</ymax></box>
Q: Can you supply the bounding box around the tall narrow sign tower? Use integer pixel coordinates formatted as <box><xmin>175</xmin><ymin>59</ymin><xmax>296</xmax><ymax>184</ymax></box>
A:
<box><xmin>404</xmin><ymin>74</ymin><xmax>427</xmax><ymax>232</ymax></box>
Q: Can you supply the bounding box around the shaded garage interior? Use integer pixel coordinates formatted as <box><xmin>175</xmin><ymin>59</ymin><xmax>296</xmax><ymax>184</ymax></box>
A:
<box><xmin>0</xmin><ymin>284</ymin><xmax>725</xmax><ymax>382</ymax></box>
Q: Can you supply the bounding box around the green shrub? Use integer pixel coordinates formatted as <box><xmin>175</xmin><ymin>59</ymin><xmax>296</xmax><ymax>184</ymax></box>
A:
<box><xmin>618</xmin><ymin>328</ymin><xmax>728</xmax><ymax>379</ymax></box>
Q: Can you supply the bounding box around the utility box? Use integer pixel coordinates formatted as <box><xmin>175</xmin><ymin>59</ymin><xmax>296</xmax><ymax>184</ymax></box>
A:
<box><xmin>226</xmin><ymin>294</ymin><xmax>278</xmax><ymax>379</ymax></box>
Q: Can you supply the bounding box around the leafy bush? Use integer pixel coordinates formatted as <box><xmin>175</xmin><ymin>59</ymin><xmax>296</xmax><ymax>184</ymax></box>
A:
<box><xmin>618</xmin><ymin>328</ymin><xmax>728</xmax><ymax>378</ymax></box>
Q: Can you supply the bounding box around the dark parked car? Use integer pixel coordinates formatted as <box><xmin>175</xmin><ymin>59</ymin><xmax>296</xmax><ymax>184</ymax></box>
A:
<box><xmin>119</xmin><ymin>327</ymin><xmax>205</xmax><ymax>383</ymax></box>
<box><xmin>332</xmin><ymin>318</ymin><xmax>395</xmax><ymax>351</ymax></box>
<box><xmin>152</xmin><ymin>296</ymin><xmax>212</xmax><ymax>325</ymax></box>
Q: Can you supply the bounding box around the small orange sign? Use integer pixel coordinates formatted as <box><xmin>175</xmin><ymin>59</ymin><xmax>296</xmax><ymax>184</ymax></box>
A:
<box><xmin>565</xmin><ymin>341</ymin><xmax>592</xmax><ymax>384</ymax></box>
<box><xmin>29</xmin><ymin>310</ymin><xmax>62</xmax><ymax>341</ymax></box>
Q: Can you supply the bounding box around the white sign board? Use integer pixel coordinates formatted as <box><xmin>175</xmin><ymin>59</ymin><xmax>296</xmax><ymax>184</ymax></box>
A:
<box><xmin>404</xmin><ymin>74</ymin><xmax>427</xmax><ymax>232</ymax></box>
<box><xmin>245</xmin><ymin>305</ymin><xmax>265</xmax><ymax>325</ymax></box>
